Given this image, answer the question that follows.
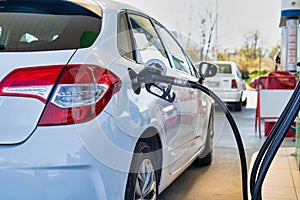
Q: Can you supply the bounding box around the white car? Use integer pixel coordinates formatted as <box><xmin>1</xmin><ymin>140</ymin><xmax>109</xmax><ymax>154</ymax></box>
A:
<box><xmin>201</xmin><ymin>61</ymin><xmax>248</xmax><ymax>111</ymax></box>
<box><xmin>0</xmin><ymin>0</ymin><xmax>215</xmax><ymax>200</ymax></box>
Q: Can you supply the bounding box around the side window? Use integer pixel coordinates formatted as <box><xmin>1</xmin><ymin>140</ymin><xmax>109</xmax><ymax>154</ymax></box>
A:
<box><xmin>118</xmin><ymin>13</ymin><xmax>134</xmax><ymax>60</ymax></box>
<box><xmin>128</xmin><ymin>14</ymin><xmax>170</xmax><ymax>66</ymax></box>
<box><xmin>155</xmin><ymin>22</ymin><xmax>195</xmax><ymax>76</ymax></box>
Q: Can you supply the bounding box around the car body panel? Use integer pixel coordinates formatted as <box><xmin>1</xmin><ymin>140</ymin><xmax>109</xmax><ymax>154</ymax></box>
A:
<box><xmin>70</xmin><ymin>37</ymin><xmax>213</xmax><ymax>187</ymax></box>
<box><xmin>0</xmin><ymin>113</ymin><xmax>130</xmax><ymax>200</ymax></box>
<box><xmin>0</xmin><ymin>51</ymin><xmax>75</xmax><ymax>144</ymax></box>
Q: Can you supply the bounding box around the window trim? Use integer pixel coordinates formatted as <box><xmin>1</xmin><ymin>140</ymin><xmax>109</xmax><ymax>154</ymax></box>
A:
<box><xmin>153</xmin><ymin>20</ymin><xmax>199</xmax><ymax>78</ymax></box>
<box><xmin>117</xmin><ymin>11</ymin><xmax>136</xmax><ymax>63</ymax></box>
<box><xmin>126</xmin><ymin>11</ymin><xmax>170</xmax><ymax>66</ymax></box>
<box><xmin>125</xmin><ymin>10</ymin><xmax>153</xmax><ymax>64</ymax></box>
<box><xmin>117</xmin><ymin>9</ymin><xmax>199</xmax><ymax>78</ymax></box>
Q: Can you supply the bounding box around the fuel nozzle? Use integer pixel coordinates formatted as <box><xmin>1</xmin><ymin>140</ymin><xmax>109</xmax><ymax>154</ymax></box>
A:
<box><xmin>128</xmin><ymin>59</ymin><xmax>189</xmax><ymax>103</ymax></box>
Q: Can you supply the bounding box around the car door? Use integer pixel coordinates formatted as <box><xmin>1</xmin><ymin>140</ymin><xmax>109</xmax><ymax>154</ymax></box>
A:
<box><xmin>153</xmin><ymin>21</ymin><xmax>213</xmax><ymax>174</ymax></box>
<box><xmin>125</xmin><ymin>12</ymin><xmax>203</xmax><ymax>173</ymax></box>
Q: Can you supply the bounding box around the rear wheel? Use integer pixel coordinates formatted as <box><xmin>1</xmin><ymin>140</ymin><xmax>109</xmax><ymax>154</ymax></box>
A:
<box><xmin>233</xmin><ymin>99</ymin><xmax>242</xmax><ymax>111</ymax></box>
<box><xmin>193</xmin><ymin>113</ymin><xmax>213</xmax><ymax>167</ymax></box>
<box><xmin>125</xmin><ymin>142</ymin><xmax>158</xmax><ymax>200</ymax></box>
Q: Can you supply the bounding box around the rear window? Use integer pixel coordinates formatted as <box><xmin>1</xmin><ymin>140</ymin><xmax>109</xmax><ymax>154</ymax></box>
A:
<box><xmin>0</xmin><ymin>0</ymin><xmax>102</xmax><ymax>52</ymax></box>
<box><xmin>216</xmin><ymin>64</ymin><xmax>232</xmax><ymax>74</ymax></box>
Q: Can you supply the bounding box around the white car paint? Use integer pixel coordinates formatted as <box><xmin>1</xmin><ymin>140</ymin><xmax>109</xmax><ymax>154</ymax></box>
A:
<box><xmin>202</xmin><ymin>61</ymin><xmax>247</xmax><ymax>110</ymax></box>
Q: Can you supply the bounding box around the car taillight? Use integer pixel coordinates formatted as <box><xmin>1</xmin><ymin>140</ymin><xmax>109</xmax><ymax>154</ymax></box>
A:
<box><xmin>231</xmin><ymin>79</ymin><xmax>237</xmax><ymax>88</ymax></box>
<box><xmin>0</xmin><ymin>65</ymin><xmax>64</xmax><ymax>103</ymax></box>
<box><xmin>0</xmin><ymin>64</ymin><xmax>121</xmax><ymax>126</ymax></box>
<box><xmin>38</xmin><ymin>64</ymin><xmax>121</xmax><ymax>125</ymax></box>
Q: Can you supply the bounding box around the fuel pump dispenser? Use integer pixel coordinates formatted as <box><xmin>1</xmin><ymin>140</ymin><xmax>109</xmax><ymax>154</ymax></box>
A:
<box><xmin>280</xmin><ymin>0</ymin><xmax>300</xmax><ymax>170</ymax></box>
<box><xmin>280</xmin><ymin>0</ymin><xmax>300</xmax><ymax>72</ymax></box>
<box><xmin>128</xmin><ymin>59</ymin><xmax>300</xmax><ymax>200</ymax></box>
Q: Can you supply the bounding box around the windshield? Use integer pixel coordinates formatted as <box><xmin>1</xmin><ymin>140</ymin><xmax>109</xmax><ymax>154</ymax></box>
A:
<box><xmin>0</xmin><ymin>0</ymin><xmax>102</xmax><ymax>52</ymax></box>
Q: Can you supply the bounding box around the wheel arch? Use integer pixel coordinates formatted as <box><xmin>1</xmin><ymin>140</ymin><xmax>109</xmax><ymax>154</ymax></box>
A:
<box><xmin>137</xmin><ymin>127</ymin><xmax>163</xmax><ymax>186</ymax></box>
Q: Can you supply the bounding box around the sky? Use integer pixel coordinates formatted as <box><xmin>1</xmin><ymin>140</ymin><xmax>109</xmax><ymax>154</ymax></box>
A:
<box><xmin>114</xmin><ymin>0</ymin><xmax>282</xmax><ymax>52</ymax></box>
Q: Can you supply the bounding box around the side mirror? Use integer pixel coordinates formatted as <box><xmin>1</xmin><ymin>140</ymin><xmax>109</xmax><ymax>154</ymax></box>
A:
<box><xmin>198</xmin><ymin>61</ymin><xmax>218</xmax><ymax>78</ymax></box>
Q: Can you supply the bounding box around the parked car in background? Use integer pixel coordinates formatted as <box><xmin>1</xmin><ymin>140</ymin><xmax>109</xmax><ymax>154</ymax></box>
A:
<box><xmin>196</xmin><ymin>61</ymin><xmax>248</xmax><ymax>111</ymax></box>
<box><xmin>250</xmin><ymin>70</ymin><xmax>297</xmax><ymax>89</ymax></box>
<box><xmin>0</xmin><ymin>1</ymin><xmax>216</xmax><ymax>199</ymax></box>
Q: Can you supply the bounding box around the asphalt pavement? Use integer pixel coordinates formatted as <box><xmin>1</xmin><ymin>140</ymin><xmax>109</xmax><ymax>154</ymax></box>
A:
<box><xmin>159</xmin><ymin>91</ymin><xmax>295</xmax><ymax>200</ymax></box>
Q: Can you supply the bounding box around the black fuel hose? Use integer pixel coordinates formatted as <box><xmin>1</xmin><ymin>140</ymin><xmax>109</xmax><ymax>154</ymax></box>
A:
<box><xmin>251</xmin><ymin>81</ymin><xmax>300</xmax><ymax>200</ymax></box>
<box><xmin>154</xmin><ymin>75</ymin><xmax>300</xmax><ymax>200</ymax></box>
<box><xmin>185</xmin><ymin>80</ymin><xmax>248</xmax><ymax>200</ymax></box>
<box><xmin>250</xmin><ymin>80</ymin><xmax>300</xmax><ymax>198</ymax></box>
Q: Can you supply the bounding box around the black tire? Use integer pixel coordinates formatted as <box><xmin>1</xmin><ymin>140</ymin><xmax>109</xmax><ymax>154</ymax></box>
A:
<box><xmin>233</xmin><ymin>99</ymin><xmax>242</xmax><ymax>111</ymax></box>
<box><xmin>254</xmin><ymin>83</ymin><xmax>265</xmax><ymax>90</ymax></box>
<box><xmin>125</xmin><ymin>142</ymin><xmax>158</xmax><ymax>200</ymax></box>
<box><xmin>242</xmin><ymin>97</ymin><xmax>247</xmax><ymax>107</ymax></box>
<box><xmin>193</xmin><ymin>113</ymin><xmax>213</xmax><ymax>167</ymax></box>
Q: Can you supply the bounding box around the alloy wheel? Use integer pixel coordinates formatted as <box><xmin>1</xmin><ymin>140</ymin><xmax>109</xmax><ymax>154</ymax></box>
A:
<box><xmin>134</xmin><ymin>159</ymin><xmax>157</xmax><ymax>200</ymax></box>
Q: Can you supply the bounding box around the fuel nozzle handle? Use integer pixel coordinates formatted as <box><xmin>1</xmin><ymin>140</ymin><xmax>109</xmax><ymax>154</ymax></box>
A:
<box><xmin>137</xmin><ymin>65</ymin><xmax>189</xmax><ymax>87</ymax></box>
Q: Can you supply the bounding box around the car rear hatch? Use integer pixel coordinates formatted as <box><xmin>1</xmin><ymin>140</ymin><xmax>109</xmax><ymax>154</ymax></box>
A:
<box><xmin>206</xmin><ymin>74</ymin><xmax>234</xmax><ymax>90</ymax></box>
<box><xmin>0</xmin><ymin>0</ymin><xmax>102</xmax><ymax>144</ymax></box>
<box><xmin>205</xmin><ymin>63</ymin><xmax>239</xmax><ymax>100</ymax></box>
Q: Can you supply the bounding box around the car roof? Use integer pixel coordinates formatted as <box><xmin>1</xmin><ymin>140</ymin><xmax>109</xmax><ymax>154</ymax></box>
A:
<box><xmin>1</xmin><ymin>0</ymin><xmax>149</xmax><ymax>22</ymax></box>
<box><xmin>34</xmin><ymin>0</ymin><xmax>144</xmax><ymax>17</ymax></box>
<box><xmin>268</xmin><ymin>70</ymin><xmax>295</xmax><ymax>76</ymax></box>
<box><xmin>68</xmin><ymin>0</ymin><xmax>103</xmax><ymax>17</ymax></box>
<box><xmin>94</xmin><ymin>0</ymin><xmax>144</xmax><ymax>14</ymax></box>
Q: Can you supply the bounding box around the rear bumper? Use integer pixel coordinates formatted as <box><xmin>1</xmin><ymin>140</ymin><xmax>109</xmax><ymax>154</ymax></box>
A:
<box><xmin>0</xmin><ymin>165</ymin><xmax>107</xmax><ymax>200</ymax></box>
<box><xmin>213</xmin><ymin>90</ymin><xmax>242</xmax><ymax>103</ymax></box>
<box><xmin>0</xmin><ymin>112</ymin><xmax>132</xmax><ymax>200</ymax></box>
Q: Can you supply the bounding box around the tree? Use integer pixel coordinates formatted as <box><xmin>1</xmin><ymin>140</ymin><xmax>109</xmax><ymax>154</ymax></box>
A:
<box><xmin>199</xmin><ymin>9</ymin><xmax>217</xmax><ymax>61</ymax></box>
<box><xmin>237</xmin><ymin>30</ymin><xmax>267</xmax><ymax>73</ymax></box>
<box><xmin>174</xmin><ymin>2</ymin><xmax>217</xmax><ymax>62</ymax></box>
